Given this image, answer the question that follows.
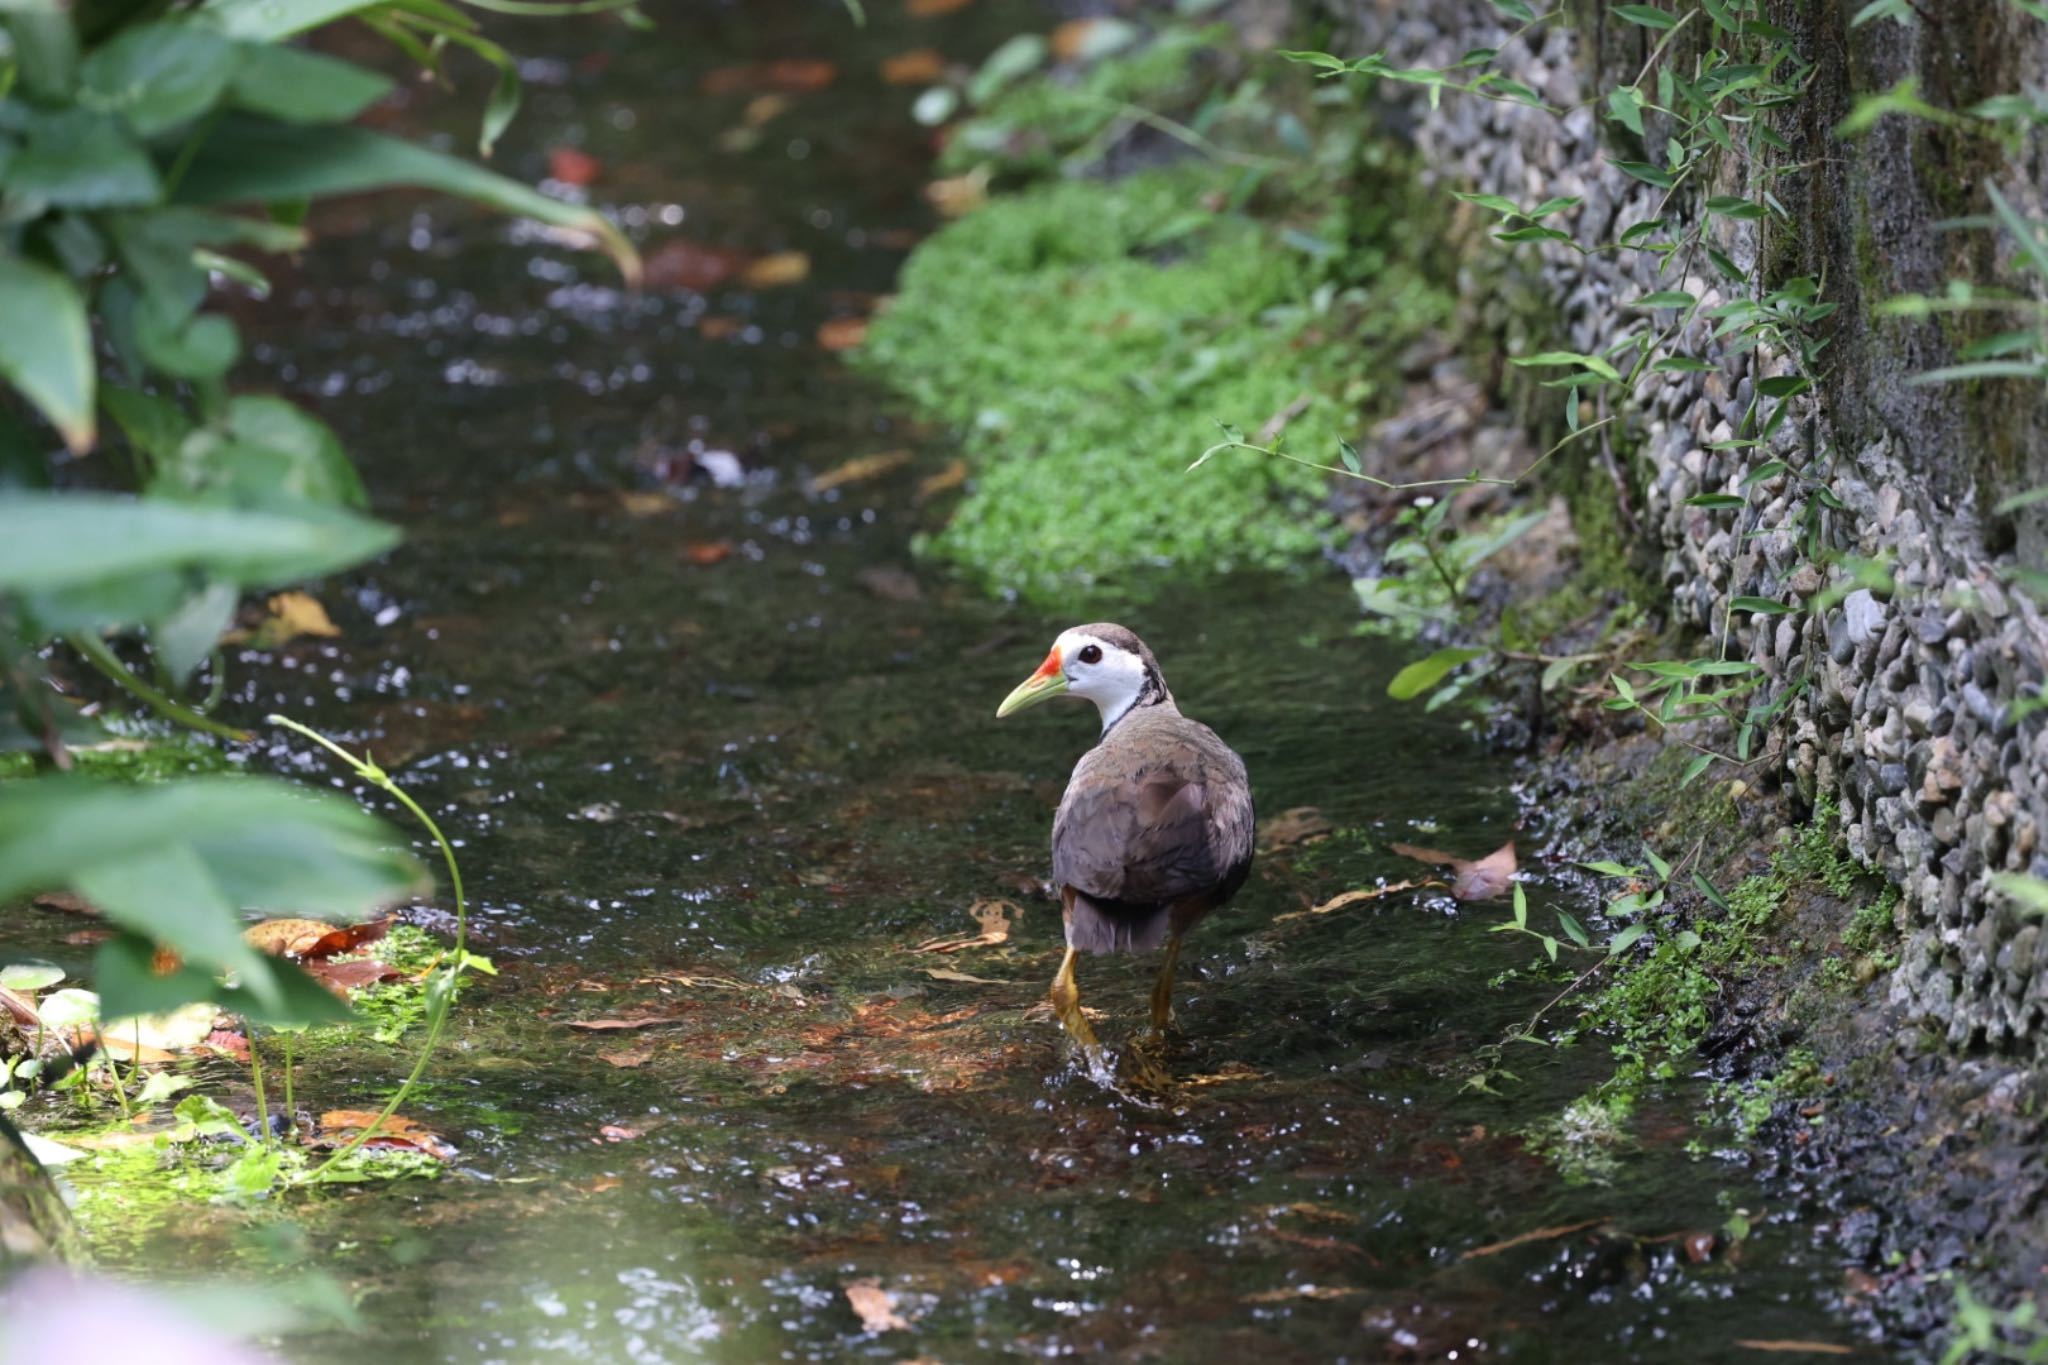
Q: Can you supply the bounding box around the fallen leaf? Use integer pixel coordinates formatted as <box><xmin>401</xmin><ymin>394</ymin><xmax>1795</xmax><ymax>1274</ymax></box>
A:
<box><xmin>1389</xmin><ymin>838</ymin><xmax>1517</xmax><ymax>901</ymax></box>
<box><xmin>598</xmin><ymin>1123</ymin><xmax>642</xmax><ymax>1142</ymax></box>
<box><xmin>923</xmin><ymin>968</ymin><xmax>1006</xmax><ymax>984</ymax></box>
<box><xmin>698</xmin><ymin>316</ymin><xmax>741</xmax><ymax>339</ymax></box>
<box><xmin>644</xmin><ymin>239</ymin><xmax>749</xmax><ymax>292</ymax></box>
<box><xmin>843</xmin><ymin>1279</ymin><xmax>910</xmax><ymax>1332</ymax></box>
<box><xmin>810</xmin><ymin>449</ymin><xmax>911</xmax><ymax>493</ymax></box>
<box><xmin>305</xmin><ymin>958</ymin><xmax>404</xmax><ymax>995</ymax></box>
<box><xmin>702</xmin><ymin>60</ymin><xmax>837</xmax><ymax>95</ymax></box>
<box><xmin>199</xmin><ymin>1028</ymin><xmax>250</xmax><ymax>1061</ymax></box>
<box><xmin>1183</xmin><ymin>1062</ymin><xmax>1266</xmax><ymax>1086</ymax></box>
<box><xmin>911</xmin><ymin>898</ymin><xmax>1020</xmax><ymax>953</ymax></box>
<box><xmin>598</xmin><ymin>1046</ymin><xmax>654</xmax><ymax>1068</ymax></box>
<box><xmin>564</xmin><ymin>1015</ymin><xmax>688</xmax><ymax>1031</ymax></box>
<box><xmin>816</xmin><ymin>316</ymin><xmax>870</xmax><ymax>351</ymax></box>
<box><xmin>1242</xmin><ymin>1285</ymin><xmax>1367</xmax><ymax>1303</ymax></box>
<box><xmin>1258</xmin><ymin>807</ymin><xmax>1332</xmax><ymax>852</ymax></box>
<box><xmin>316</xmin><ymin>1110</ymin><xmax>457</xmax><ymax>1161</ymax></box>
<box><xmin>1274</xmin><ymin>880</ymin><xmax>1431</xmax><ymax>923</ymax></box>
<box><xmin>32</xmin><ymin>892</ymin><xmax>99</xmax><ymax>917</ymax></box>
<box><xmin>855</xmin><ymin>565</ymin><xmax>922</xmax><ymax>602</ymax></box>
<box><xmin>244</xmin><ymin>918</ymin><xmax>343</xmax><ymax>958</ymax></box>
<box><xmin>1461</xmin><ymin>1217</ymin><xmax>1609</xmax><ymax>1260</ymax></box>
<box><xmin>80</xmin><ymin>1032</ymin><xmax>176</xmax><ymax>1064</ymax></box>
<box><xmin>64</xmin><ymin>1126</ymin><xmax>161</xmax><ymax>1153</ymax></box>
<box><xmin>1734</xmin><ymin>1344</ymin><xmax>1854</xmax><ymax>1357</ymax></box>
<box><xmin>548</xmin><ymin>146</ymin><xmax>600</xmax><ymax>185</ymax></box>
<box><xmin>881</xmin><ymin>49</ymin><xmax>946</xmax><ymax>84</ymax></box>
<box><xmin>1051</xmin><ymin>16</ymin><xmax>1137</xmax><ymax>62</ymax></box>
<box><xmin>682</xmin><ymin>540</ymin><xmax>734</xmax><ymax>566</ymax></box>
<box><xmin>0</xmin><ymin>986</ymin><xmax>38</xmax><ymax>1028</ymax></box>
<box><xmin>743</xmin><ymin>93</ymin><xmax>790</xmax><ymax>128</ymax></box>
<box><xmin>914</xmin><ymin>458</ymin><xmax>967</xmax><ymax>502</ymax></box>
<box><xmin>96</xmin><ymin>1001</ymin><xmax>218</xmax><ymax>1056</ymax></box>
<box><xmin>61</xmin><ymin>929</ymin><xmax>112</xmax><ymax>946</ymax></box>
<box><xmin>741</xmin><ymin>251</ymin><xmax>811</xmax><ymax>287</ymax></box>
<box><xmin>925</xmin><ymin>166</ymin><xmax>989</xmax><ymax>217</ymax></box>
<box><xmin>229</xmin><ymin>590</ymin><xmax>339</xmax><ymax>647</ymax></box>
<box><xmin>616</xmin><ymin>490</ymin><xmax>675</xmax><ymax>517</ymax></box>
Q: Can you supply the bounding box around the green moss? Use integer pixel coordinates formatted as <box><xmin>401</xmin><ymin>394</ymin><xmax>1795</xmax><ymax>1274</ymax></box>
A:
<box><xmin>0</xmin><ymin>723</ymin><xmax>234</xmax><ymax>783</ymax></box>
<box><xmin>939</xmin><ymin>25</ymin><xmax>1231</xmax><ymax>180</ymax></box>
<box><xmin>862</xmin><ymin>162</ymin><xmax>1446</xmax><ymax>597</ymax></box>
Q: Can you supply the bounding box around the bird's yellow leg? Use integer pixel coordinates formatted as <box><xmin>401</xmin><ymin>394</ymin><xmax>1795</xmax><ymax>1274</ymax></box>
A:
<box><xmin>1149</xmin><ymin>930</ymin><xmax>1183</xmax><ymax>1036</ymax></box>
<box><xmin>1049</xmin><ymin>946</ymin><xmax>1103</xmax><ymax>1059</ymax></box>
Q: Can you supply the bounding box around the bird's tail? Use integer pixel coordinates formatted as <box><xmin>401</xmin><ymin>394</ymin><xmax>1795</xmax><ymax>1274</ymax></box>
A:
<box><xmin>1065</xmin><ymin>892</ymin><xmax>1172</xmax><ymax>955</ymax></box>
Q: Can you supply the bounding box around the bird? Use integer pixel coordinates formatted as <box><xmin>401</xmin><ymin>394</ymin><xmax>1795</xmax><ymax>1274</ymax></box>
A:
<box><xmin>995</xmin><ymin>624</ymin><xmax>1254</xmax><ymax>1069</ymax></box>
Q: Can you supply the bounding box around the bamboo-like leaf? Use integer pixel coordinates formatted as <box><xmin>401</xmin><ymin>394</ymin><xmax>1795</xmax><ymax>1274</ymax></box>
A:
<box><xmin>0</xmin><ymin>258</ymin><xmax>96</xmax><ymax>452</ymax></box>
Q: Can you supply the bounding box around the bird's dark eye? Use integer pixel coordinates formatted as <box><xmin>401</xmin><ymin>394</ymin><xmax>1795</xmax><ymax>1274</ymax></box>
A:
<box><xmin>1078</xmin><ymin>644</ymin><xmax>1102</xmax><ymax>665</ymax></box>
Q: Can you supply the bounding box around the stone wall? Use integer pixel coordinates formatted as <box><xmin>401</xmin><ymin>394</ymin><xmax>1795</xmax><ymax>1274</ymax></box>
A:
<box><xmin>1318</xmin><ymin>0</ymin><xmax>2048</xmax><ymax>1048</ymax></box>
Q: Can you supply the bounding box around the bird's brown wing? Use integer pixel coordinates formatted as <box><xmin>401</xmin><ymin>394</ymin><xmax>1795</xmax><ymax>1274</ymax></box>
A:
<box><xmin>1052</xmin><ymin>717</ymin><xmax>1253</xmax><ymax>908</ymax></box>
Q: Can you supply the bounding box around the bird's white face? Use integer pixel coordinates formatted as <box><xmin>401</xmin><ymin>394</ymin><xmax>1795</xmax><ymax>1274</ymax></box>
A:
<box><xmin>994</xmin><ymin>629</ymin><xmax>1150</xmax><ymax>730</ymax></box>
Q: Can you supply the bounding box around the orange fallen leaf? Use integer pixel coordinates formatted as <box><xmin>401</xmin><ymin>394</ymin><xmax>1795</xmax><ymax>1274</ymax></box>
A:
<box><xmin>227</xmin><ymin>590</ymin><xmax>339</xmax><ymax>647</ymax></box>
<box><xmin>881</xmin><ymin>49</ymin><xmax>946</xmax><ymax>84</ymax></box>
<box><xmin>816</xmin><ymin>316</ymin><xmax>869</xmax><ymax>351</ymax></box>
<box><xmin>316</xmin><ymin>1110</ymin><xmax>458</xmax><ymax>1161</ymax></box>
<box><xmin>922</xmin><ymin>967</ymin><xmax>1006</xmax><ymax>984</ymax></box>
<box><xmin>304</xmin><ymin>958</ymin><xmax>403</xmax><ymax>995</ymax></box>
<box><xmin>698</xmin><ymin>316</ymin><xmax>741</xmax><ymax>339</ymax></box>
<box><xmin>809</xmin><ymin>449</ymin><xmax>910</xmax><ymax>493</ymax></box>
<box><xmin>598</xmin><ymin>1123</ymin><xmax>643</xmax><ymax>1142</ymax></box>
<box><xmin>843</xmin><ymin>1278</ymin><xmax>909</xmax><ymax>1331</ymax></box>
<box><xmin>79</xmin><ymin>1031</ymin><xmax>177</xmax><ymax>1064</ymax></box>
<box><xmin>1734</xmin><ymin>1344</ymin><xmax>1854</xmax><ymax>1357</ymax></box>
<box><xmin>1461</xmin><ymin>1216</ymin><xmax>1609</xmax><ymax>1260</ymax></box>
<box><xmin>548</xmin><ymin>146</ymin><xmax>600</xmax><ymax>185</ymax></box>
<box><xmin>1242</xmin><ymin>1284</ymin><xmax>1367</xmax><ymax>1303</ymax></box>
<box><xmin>244</xmin><ymin>918</ymin><xmax>344</xmax><ymax>958</ymax></box>
<box><xmin>682</xmin><ymin>540</ymin><xmax>734</xmax><ymax>566</ymax></box>
<box><xmin>200</xmin><ymin>1028</ymin><xmax>249</xmax><ymax>1061</ymax></box>
<box><xmin>743</xmin><ymin>93</ymin><xmax>790</xmax><ymax>128</ymax></box>
<box><xmin>564</xmin><ymin>1015</ymin><xmax>687</xmax><ymax>1031</ymax></box>
<box><xmin>644</xmin><ymin>239</ymin><xmax>750</xmax><ymax>292</ymax></box>
<box><xmin>742</xmin><ymin>251</ymin><xmax>811</xmax><ymax>287</ymax></box>
<box><xmin>1389</xmin><ymin>838</ymin><xmax>1517</xmax><ymax>901</ymax></box>
<box><xmin>598</xmin><ymin>1045</ymin><xmax>654</xmax><ymax>1068</ymax></box>
<box><xmin>616</xmin><ymin>490</ymin><xmax>675</xmax><ymax>517</ymax></box>
<box><xmin>925</xmin><ymin>166</ymin><xmax>989</xmax><ymax>217</ymax></box>
<box><xmin>702</xmin><ymin>60</ymin><xmax>837</xmax><ymax>95</ymax></box>
<box><xmin>1273</xmin><ymin>880</ymin><xmax>1434</xmax><ymax>923</ymax></box>
<box><xmin>914</xmin><ymin>458</ymin><xmax>967</xmax><ymax>502</ymax></box>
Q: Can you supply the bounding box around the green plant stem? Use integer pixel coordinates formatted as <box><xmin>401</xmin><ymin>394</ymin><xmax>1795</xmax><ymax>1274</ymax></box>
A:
<box><xmin>282</xmin><ymin>1032</ymin><xmax>296</xmax><ymax>1137</ymax></box>
<box><xmin>248</xmin><ymin>1028</ymin><xmax>270</xmax><ymax>1147</ymax></box>
<box><xmin>67</xmin><ymin>633</ymin><xmax>251</xmax><ymax>742</ymax></box>
<box><xmin>271</xmin><ymin>715</ymin><xmax>470</xmax><ymax>1184</ymax></box>
<box><xmin>1191</xmin><ymin>414</ymin><xmax>1615</xmax><ymax>489</ymax></box>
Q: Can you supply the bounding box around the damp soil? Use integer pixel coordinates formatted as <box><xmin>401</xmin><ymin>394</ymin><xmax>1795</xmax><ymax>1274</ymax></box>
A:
<box><xmin>4</xmin><ymin>2</ymin><xmax>1869</xmax><ymax>1358</ymax></box>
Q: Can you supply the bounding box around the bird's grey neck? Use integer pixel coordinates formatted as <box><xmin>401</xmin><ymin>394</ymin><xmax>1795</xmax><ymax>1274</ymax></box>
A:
<box><xmin>1096</xmin><ymin>668</ymin><xmax>1174</xmax><ymax>735</ymax></box>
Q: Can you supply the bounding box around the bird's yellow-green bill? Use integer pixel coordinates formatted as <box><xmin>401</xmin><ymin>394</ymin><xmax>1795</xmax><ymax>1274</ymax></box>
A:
<box><xmin>996</xmin><ymin>647</ymin><xmax>1066</xmax><ymax>717</ymax></box>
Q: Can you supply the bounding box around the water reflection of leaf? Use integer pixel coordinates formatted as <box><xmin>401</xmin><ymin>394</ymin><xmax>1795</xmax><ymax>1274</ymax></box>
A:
<box><xmin>1389</xmin><ymin>839</ymin><xmax>1517</xmax><ymax>901</ymax></box>
<box><xmin>809</xmin><ymin>449</ymin><xmax>910</xmax><ymax>492</ymax></box>
<box><xmin>880</xmin><ymin>49</ymin><xmax>946</xmax><ymax>85</ymax></box>
<box><xmin>911</xmin><ymin>898</ymin><xmax>1019</xmax><ymax>953</ymax></box>
<box><xmin>741</xmin><ymin>251</ymin><xmax>810</xmax><ymax>288</ymax></box>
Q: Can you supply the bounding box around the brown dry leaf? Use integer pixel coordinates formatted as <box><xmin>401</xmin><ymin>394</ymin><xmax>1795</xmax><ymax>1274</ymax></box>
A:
<box><xmin>244</xmin><ymin>918</ymin><xmax>343</xmax><ymax>958</ymax></box>
<box><xmin>698</xmin><ymin>316</ymin><xmax>741</xmax><ymax>340</ymax></box>
<box><xmin>598</xmin><ymin>1123</ymin><xmax>643</xmax><ymax>1142</ymax></box>
<box><xmin>200</xmin><ymin>1028</ymin><xmax>249</xmax><ymax>1061</ymax></box>
<box><xmin>914</xmin><ymin>458</ymin><xmax>968</xmax><ymax>502</ymax></box>
<box><xmin>743</xmin><ymin>93</ymin><xmax>790</xmax><ymax>128</ymax></box>
<box><xmin>305</xmin><ymin>959</ymin><xmax>403</xmax><ymax>995</ymax></box>
<box><xmin>742</xmin><ymin>251</ymin><xmax>811</xmax><ymax>288</ymax></box>
<box><xmin>1258</xmin><ymin>806</ymin><xmax>1334</xmax><ymax>854</ymax></box>
<box><xmin>881</xmin><ymin>48</ymin><xmax>946</xmax><ymax>84</ymax></box>
<box><xmin>911</xmin><ymin>898</ymin><xmax>1020</xmax><ymax>953</ymax></box>
<box><xmin>702</xmin><ymin>60</ymin><xmax>837</xmax><ymax>95</ymax></box>
<box><xmin>1461</xmin><ymin>1217</ymin><xmax>1609</xmax><ymax>1260</ymax></box>
<box><xmin>33</xmin><ymin>892</ymin><xmax>99</xmax><ymax>917</ymax></box>
<box><xmin>316</xmin><ymin>1110</ymin><xmax>457</xmax><ymax>1161</ymax></box>
<box><xmin>644</xmin><ymin>239</ymin><xmax>749</xmax><ymax>292</ymax></box>
<box><xmin>816</xmin><ymin>316</ymin><xmax>870</xmax><ymax>351</ymax></box>
<box><xmin>1241</xmin><ymin>1285</ymin><xmax>1366</xmax><ymax>1303</ymax></box>
<box><xmin>564</xmin><ymin>1015</ymin><xmax>687</xmax><ymax>1031</ymax></box>
<box><xmin>1389</xmin><ymin>838</ymin><xmax>1518</xmax><ymax>902</ymax></box>
<box><xmin>598</xmin><ymin>1046</ymin><xmax>654</xmax><ymax>1068</ymax></box>
<box><xmin>682</xmin><ymin>540</ymin><xmax>734</xmax><ymax>566</ymax></box>
<box><xmin>1183</xmin><ymin>1061</ymin><xmax>1266</xmax><ymax>1086</ymax></box>
<box><xmin>232</xmin><ymin>590</ymin><xmax>339</xmax><ymax>647</ymax></box>
<box><xmin>1050</xmin><ymin>17</ymin><xmax>1132</xmax><ymax>61</ymax></box>
<box><xmin>616</xmin><ymin>490</ymin><xmax>675</xmax><ymax>517</ymax></box>
<box><xmin>0</xmin><ymin>985</ymin><xmax>38</xmax><ymax>1028</ymax></box>
<box><xmin>548</xmin><ymin>146</ymin><xmax>600</xmax><ymax>185</ymax></box>
<box><xmin>843</xmin><ymin>1279</ymin><xmax>910</xmax><ymax>1332</ymax></box>
<box><xmin>1733</xmin><ymin>1343</ymin><xmax>1853</xmax><ymax>1356</ymax></box>
<box><xmin>1274</xmin><ymin>880</ymin><xmax>1431</xmax><ymax>923</ymax></box>
<box><xmin>925</xmin><ymin>166</ymin><xmax>989</xmax><ymax>217</ymax></box>
<box><xmin>923</xmin><ymin>968</ymin><xmax>1006</xmax><ymax>985</ymax></box>
<box><xmin>809</xmin><ymin>449</ymin><xmax>911</xmax><ymax>493</ymax></box>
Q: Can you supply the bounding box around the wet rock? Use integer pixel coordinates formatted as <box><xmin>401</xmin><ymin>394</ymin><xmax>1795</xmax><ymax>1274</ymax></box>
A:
<box><xmin>1843</xmin><ymin>590</ymin><xmax>1885</xmax><ymax>647</ymax></box>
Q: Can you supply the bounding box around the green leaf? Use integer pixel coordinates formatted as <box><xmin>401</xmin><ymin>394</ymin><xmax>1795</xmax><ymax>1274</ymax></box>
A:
<box><xmin>1613</xmin><ymin>4</ymin><xmax>1678</xmax><ymax>27</ymax></box>
<box><xmin>1685</xmin><ymin>494</ymin><xmax>1746</xmax><ymax>508</ymax></box>
<box><xmin>1579</xmin><ymin>859</ymin><xmax>1637</xmax><ymax>878</ymax></box>
<box><xmin>174</xmin><ymin>114</ymin><xmax>640</xmax><ymax>284</ymax></box>
<box><xmin>162</xmin><ymin>395</ymin><xmax>368</xmax><ymax>510</ymax></box>
<box><xmin>1993</xmin><ymin>484</ymin><xmax>2048</xmax><ymax>515</ymax></box>
<box><xmin>1526</xmin><ymin>196</ymin><xmax>1580</xmax><ymax>218</ymax></box>
<box><xmin>0</xmin><ymin>256</ymin><xmax>96</xmax><ymax>452</ymax></box>
<box><xmin>1496</xmin><ymin>225</ymin><xmax>1575</xmax><ymax>246</ymax></box>
<box><xmin>1510</xmin><ymin>350</ymin><xmax>1622</xmax><ymax>382</ymax></box>
<box><xmin>1679</xmin><ymin>754</ymin><xmax>1714</xmax><ymax>787</ymax></box>
<box><xmin>1652</xmin><ymin>355</ymin><xmax>1717</xmax><ymax>373</ymax></box>
<box><xmin>228</xmin><ymin>42</ymin><xmax>395</xmax><ymax>124</ymax></box>
<box><xmin>1757</xmin><ymin>374</ymin><xmax>1812</xmax><ymax>398</ymax></box>
<box><xmin>1387</xmin><ymin>646</ymin><xmax>1488</xmax><ymax>701</ymax></box>
<box><xmin>8</xmin><ymin>109</ymin><xmax>161</xmax><ymax>209</ymax></box>
<box><xmin>0</xmin><ymin>962</ymin><xmax>63</xmax><ymax>991</ymax></box>
<box><xmin>1558</xmin><ymin>911</ymin><xmax>1590</xmax><ymax>948</ymax></box>
<box><xmin>0</xmin><ymin>493</ymin><xmax>398</xmax><ymax>595</ymax></box>
<box><xmin>1692</xmin><ymin>871</ymin><xmax>1733</xmax><ymax>913</ymax></box>
<box><xmin>1608</xmin><ymin>86</ymin><xmax>1644</xmax><ymax>136</ymax></box>
<box><xmin>1705</xmin><ymin>195</ymin><xmax>1767</xmax><ymax>219</ymax></box>
<box><xmin>154</xmin><ymin>580</ymin><xmax>240</xmax><ymax>680</ymax></box>
<box><xmin>1645</xmin><ymin>845</ymin><xmax>1672</xmax><ymax>882</ymax></box>
<box><xmin>1610</xmin><ymin>159</ymin><xmax>1677</xmax><ymax>188</ymax></box>
<box><xmin>1542</xmin><ymin>935</ymin><xmax>1559</xmax><ymax>962</ymax></box>
<box><xmin>77</xmin><ymin>20</ymin><xmax>237</xmax><ymax>137</ymax></box>
<box><xmin>1910</xmin><ymin>359</ymin><xmax>2047</xmax><ymax>385</ymax></box>
<box><xmin>1337</xmin><ymin>438</ymin><xmax>1362</xmax><ymax>475</ymax></box>
<box><xmin>1630</xmin><ymin>290</ymin><xmax>1697</xmax><ymax>310</ymax></box>
<box><xmin>967</xmin><ymin>33</ymin><xmax>1047</xmax><ymax>107</ymax></box>
<box><xmin>203</xmin><ymin>0</ymin><xmax>386</xmax><ymax>39</ymax></box>
<box><xmin>1731</xmin><ymin>595</ymin><xmax>1796</xmax><ymax>614</ymax></box>
<box><xmin>1452</xmin><ymin>191</ymin><xmax>1520</xmax><ymax>216</ymax></box>
<box><xmin>1608</xmin><ymin>923</ymin><xmax>1650</xmax><ymax>955</ymax></box>
<box><xmin>1513</xmin><ymin>882</ymin><xmax>1528</xmax><ymax>929</ymax></box>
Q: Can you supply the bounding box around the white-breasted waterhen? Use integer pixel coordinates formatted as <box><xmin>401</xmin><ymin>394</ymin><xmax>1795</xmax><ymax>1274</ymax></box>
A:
<box><xmin>996</xmin><ymin>624</ymin><xmax>1254</xmax><ymax>1062</ymax></box>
